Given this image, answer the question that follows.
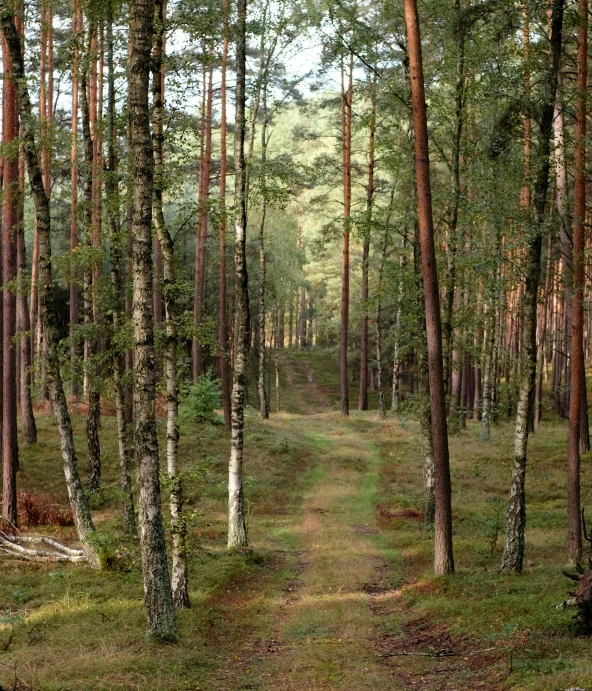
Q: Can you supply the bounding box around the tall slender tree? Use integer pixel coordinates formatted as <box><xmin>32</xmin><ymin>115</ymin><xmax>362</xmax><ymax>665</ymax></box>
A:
<box><xmin>340</xmin><ymin>53</ymin><xmax>353</xmax><ymax>417</ymax></box>
<box><xmin>228</xmin><ymin>0</ymin><xmax>249</xmax><ymax>548</ymax></box>
<box><xmin>2</xmin><ymin>25</ymin><xmax>19</xmax><ymax>527</ymax></box>
<box><xmin>359</xmin><ymin>72</ymin><xmax>377</xmax><ymax>412</ymax></box>
<box><xmin>106</xmin><ymin>1</ymin><xmax>135</xmax><ymax>536</ymax></box>
<box><xmin>501</xmin><ymin>0</ymin><xmax>564</xmax><ymax>574</ymax></box>
<box><xmin>129</xmin><ymin>0</ymin><xmax>178</xmax><ymax>639</ymax></box>
<box><xmin>566</xmin><ymin>0</ymin><xmax>587</xmax><ymax>564</ymax></box>
<box><xmin>404</xmin><ymin>0</ymin><xmax>454</xmax><ymax>575</ymax></box>
<box><xmin>152</xmin><ymin>0</ymin><xmax>190</xmax><ymax>608</ymax></box>
<box><xmin>218</xmin><ymin>0</ymin><xmax>231</xmax><ymax>430</ymax></box>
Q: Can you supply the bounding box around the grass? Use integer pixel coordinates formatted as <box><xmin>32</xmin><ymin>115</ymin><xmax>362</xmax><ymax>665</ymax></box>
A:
<box><xmin>1</xmin><ymin>351</ymin><xmax>592</xmax><ymax>689</ymax></box>
<box><xmin>373</xmin><ymin>406</ymin><xmax>592</xmax><ymax>689</ymax></box>
<box><xmin>0</xmin><ymin>402</ymin><xmax>320</xmax><ymax>690</ymax></box>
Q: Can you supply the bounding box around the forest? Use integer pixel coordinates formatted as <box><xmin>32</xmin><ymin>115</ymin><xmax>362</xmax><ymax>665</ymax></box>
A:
<box><xmin>0</xmin><ymin>0</ymin><xmax>591</xmax><ymax>688</ymax></box>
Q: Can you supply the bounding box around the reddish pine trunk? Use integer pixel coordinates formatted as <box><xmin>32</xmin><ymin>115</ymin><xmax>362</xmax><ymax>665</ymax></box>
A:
<box><xmin>404</xmin><ymin>0</ymin><xmax>454</xmax><ymax>575</ymax></box>
<box><xmin>2</xmin><ymin>31</ymin><xmax>19</xmax><ymax>526</ymax></box>
<box><xmin>567</xmin><ymin>0</ymin><xmax>587</xmax><ymax>564</ymax></box>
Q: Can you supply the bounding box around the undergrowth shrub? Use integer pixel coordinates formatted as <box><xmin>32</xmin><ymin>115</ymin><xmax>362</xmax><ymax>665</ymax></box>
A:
<box><xmin>179</xmin><ymin>373</ymin><xmax>222</xmax><ymax>425</ymax></box>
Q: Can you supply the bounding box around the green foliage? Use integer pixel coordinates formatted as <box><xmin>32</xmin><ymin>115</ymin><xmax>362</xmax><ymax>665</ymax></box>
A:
<box><xmin>179</xmin><ymin>373</ymin><xmax>223</xmax><ymax>426</ymax></box>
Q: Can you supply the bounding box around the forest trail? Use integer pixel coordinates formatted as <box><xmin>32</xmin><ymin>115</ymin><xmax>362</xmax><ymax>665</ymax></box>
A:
<box><xmin>244</xmin><ymin>359</ymin><xmax>495</xmax><ymax>690</ymax></box>
<box><xmin>255</xmin><ymin>411</ymin><xmax>397</xmax><ymax>689</ymax></box>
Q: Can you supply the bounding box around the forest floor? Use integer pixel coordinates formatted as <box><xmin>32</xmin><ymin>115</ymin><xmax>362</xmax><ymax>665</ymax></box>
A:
<box><xmin>1</xmin><ymin>349</ymin><xmax>592</xmax><ymax>689</ymax></box>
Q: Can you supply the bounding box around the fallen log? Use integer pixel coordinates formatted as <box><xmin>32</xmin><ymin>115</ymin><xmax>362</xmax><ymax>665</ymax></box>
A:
<box><xmin>0</xmin><ymin>531</ymin><xmax>87</xmax><ymax>563</ymax></box>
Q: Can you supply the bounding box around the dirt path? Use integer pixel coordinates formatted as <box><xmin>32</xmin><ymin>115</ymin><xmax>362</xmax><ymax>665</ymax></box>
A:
<box><xmin>253</xmin><ymin>413</ymin><xmax>399</xmax><ymax>690</ymax></box>
<box><xmin>243</xmin><ymin>415</ymin><xmax>499</xmax><ymax>688</ymax></box>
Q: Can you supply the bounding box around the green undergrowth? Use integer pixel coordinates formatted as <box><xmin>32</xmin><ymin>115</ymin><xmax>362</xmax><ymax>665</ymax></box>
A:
<box><xmin>374</xmin><ymin>408</ymin><xmax>592</xmax><ymax>689</ymax></box>
<box><xmin>0</xmin><ymin>402</ymin><xmax>319</xmax><ymax>690</ymax></box>
<box><xmin>4</xmin><ymin>351</ymin><xmax>592</xmax><ymax>689</ymax></box>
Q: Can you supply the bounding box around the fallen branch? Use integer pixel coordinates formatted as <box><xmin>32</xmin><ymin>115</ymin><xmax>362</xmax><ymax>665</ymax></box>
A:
<box><xmin>0</xmin><ymin>532</ymin><xmax>87</xmax><ymax>563</ymax></box>
<box><xmin>18</xmin><ymin>535</ymin><xmax>85</xmax><ymax>556</ymax></box>
<box><xmin>380</xmin><ymin>648</ymin><xmax>457</xmax><ymax>659</ymax></box>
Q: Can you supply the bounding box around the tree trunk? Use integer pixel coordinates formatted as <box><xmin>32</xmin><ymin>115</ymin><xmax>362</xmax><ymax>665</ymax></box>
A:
<box><xmin>501</xmin><ymin>0</ymin><xmax>564</xmax><ymax>574</ymax></box>
<box><xmin>153</xmin><ymin>0</ymin><xmax>189</xmax><ymax>607</ymax></box>
<box><xmin>391</xmin><ymin>250</ymin><xmax>404</xmax><ymax>413</ymax></box>
<box><xmin>80</xmin><ymin>23</ymin><xmax>101</xmax><ymax>494</ymax></box>
<box><xmin>404</xmin><ymin>0</ymin><xmax>454</xmax><ymax>575</ymax></box>
<box><xmin>218</xmin><ymin>0</ymin><xmax>231</xmax><ymax>430</ymax></box>
<box><xmin>228</xmin><ymin>0</ymin><xmax>249</xmax><ymax>549</ymax></box>
<box><xmin>106</xmin><ymin>6</ymin><xmax>135</xmax><ymax>536</ymax></box>
<box><xmin>481</xmin><ymin>301</ymin><xmax>496</xmax><ymax>442</ymax></box>
<box><xmin>2</xmin><ymin>29</ymin><xmax>19</xmax><ymax>527</ymax></box>
<box><xmin>441</xmin><ymin>0</ymin><xmax>466</xmax><ymax>395</ymax></box>
<box><xmin>535</xmin><ymin>234</ymin><xmax>553</xmax><ymax>428</ymax></box>
<box><xmin>567</xmin><ymin>0</ymin><xmax>587</xmax><ymax>564</ymax></box>
<box><xmin>16</xmin><ymin>168</ymin><xmax>36</xmax><ymax>446</ymax></box>
<box><xmin>340</xmin><ymin>54</ymin><xmax>353</xmax><ymax>417</ymax></box>
<box><xmin>358</xmin><ymin>74</ymin><xmax>376</xmax><ymax>411</ymax></box>
<box><xmin>70</xmin><ymin>0</ymin><xmax>81</xmax><ymax>400</ymax></box>
<box><xmin>193</xmin><ymin>62</ymin><xmax>213</xmax><ymax>379</ymax></box>
<box><xmin>129</xmin><ymin>0</ymin><xmax>178</xmax><ymax>639</ymax></box>
<box><xmin>257</xmin><ymin>89</ymin><xmax>270</xmax><ymax>420</ymax></box>
<box><xmin>0</xmin><ymin>4</ymin><xmax>100</xmax><ymax>568</ymax></box>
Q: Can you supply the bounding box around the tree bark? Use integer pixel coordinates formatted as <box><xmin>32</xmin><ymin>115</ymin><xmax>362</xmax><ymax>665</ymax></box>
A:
<box><xmin>481</xmin><ymin>300</ymin><xmax>496</xmax><ymax>442</ymax></box>
<box><xmin>152</xmin><ymin>0</ymin><xmax>190</xmax><ymax>607</ymax></box>
<box><xmin>501</xmin><ymin>0</ymin><xmax>564</xmax><ymax>574</ymax></box>
<box><xmin>80</xmin><ymin>22</ymin><xmax>101</xmax><ymax>494</ymax></box>
<box><xmin>404</xmin><ymin>0</ymin><xmax>454</xmax><ymax>575</ymax></box>
<box><xmin>359</xmin><ymin>73</ymin><xmax>376</xmax><ymax>412</ymax></box>
<box><xmin>129</xmin><ymin>0</ymin><xmax>178</xmax><ymax>639</ymax></box>
<box><xmin>2</xmin><ymin>28</ymin><xmax>19</xmax><ymax>527</ymax></box>
<box><xmin>228</xmin><ymin>0</ymin><xmax>249</xmax><ymax>548</ymax></box>
<box><xmin>218</xmin><ymin>0</ymin><xmax>231</xmax><ymax>430</ymax></box>
<box><xmin>193</xmin><ymin>62</ymin><xmax>213</xmax><ymax>379</ymax></box>
<box><xmin>567</xmin><ymin>0</ymin><xmax>587</xmax><ymax>564</ymax></box>
<box><xmin>340</xmin><ymin>54</ymin><xmax>353</xmax><ymax>417</ymax></box>
<box><xmin>257</xmin><ymin>89</ymin><xmax>270</xmax><ymax>420</ymax></box>
<box><xmin>16</xmin><ymin>164</ymin><xmax>36</xmax><ymax>446</ymax></box>
<box><xmin>106</xmin><ymin>5</ymin><xmax>135</xmax><ymax>536</ymax></box>
<box><xmin>70</xmin><ymin>0</ymin><xmax>81</xmax><ymax>400</ymax></box>
<box><xmin>441</xmin><ymin>0</ymin><xmax>466</xmax><ymax>395</ymax></box>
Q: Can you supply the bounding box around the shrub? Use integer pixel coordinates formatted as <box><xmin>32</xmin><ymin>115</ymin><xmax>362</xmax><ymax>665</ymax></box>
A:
<box><xmin>179</xmin><ymin>373</ymin><xmax>223</xmax><ymax>425</ymax></box>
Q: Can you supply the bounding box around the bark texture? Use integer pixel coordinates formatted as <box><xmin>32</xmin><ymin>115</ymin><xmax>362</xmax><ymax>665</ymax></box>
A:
<box><xmin>3</xmin><ymin>29</ymin><xmax>19</xmax><ymax>527</ymax></box>
<box><xmin>566</xmin><ymin>0</ymin><xmax>587</xmax><ymax>564</ymax></box>
<box><xmin>106</xmin><ymin>6</ymin><xmax>135</xmax><ymax>536</ymax></box>
<box><xmin>228</xmin><ymin>0</ymin><xmax>249</xmax><ymax>548</ymax></box>
<box><xmin>218</xmin><ymin>0</ymin><xmax>231</xmax><ymax>430</ymax></box>
<box><xmin>340</xmin><ymin>55</ymin><xmax>353</xmax><ymax>417</ymax></box>
<box><xmin>404</xmin><ymin>0</ymin><xmax>454</xmax><ymax>574</ymax></box>
<box><xmin>153</xmin><ymin>0</ymin><xmax>190</xmax><ymax>608</ymax></box>
<box><xmin>130</xmin><ymin>0</ymin><xmax>178</xmax><ymax>639</ymax></box>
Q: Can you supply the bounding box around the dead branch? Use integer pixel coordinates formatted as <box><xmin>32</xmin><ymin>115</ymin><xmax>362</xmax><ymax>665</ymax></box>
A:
<box><xmin>0</xmin><ymin>532</ymin><xmax>87</xmax><ymax>563</ymax></box>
